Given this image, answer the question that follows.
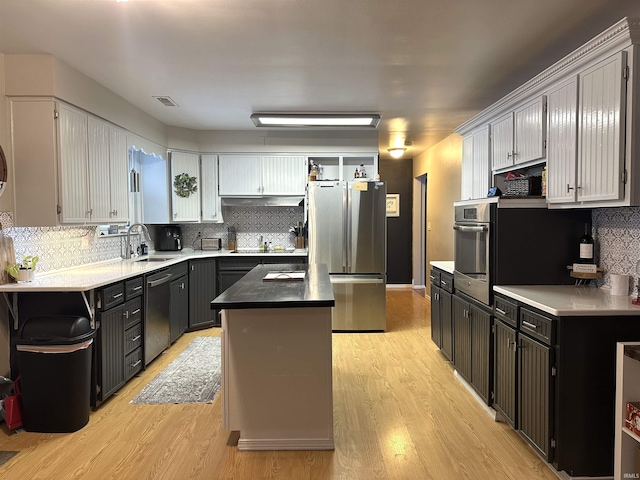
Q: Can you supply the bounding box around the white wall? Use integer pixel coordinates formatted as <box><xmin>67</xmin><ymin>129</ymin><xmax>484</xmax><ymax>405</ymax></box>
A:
<box><xmin>413</xmin><ymin>134</ymin><xmax>462</xmax><ymax>283</ymax></box>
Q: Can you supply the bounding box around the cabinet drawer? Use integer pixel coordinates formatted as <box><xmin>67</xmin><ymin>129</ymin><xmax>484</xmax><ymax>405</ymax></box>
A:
<box><xmin>520</xmin><ymin>308</ymin><xmax>554</xmax><ymax>345</ymax></box>
<box><xmin>124</xmin><ymin>296</ymin><xmax>143</xmax><ymax>330</ymax></box>
<box><xmin>440</xmin><ymin>272</ymin><xmax>454</xmax><ymax>293</ymax></box>
<box><xmin>429</xmin><ymin>269</ymin><xmax>441</xmax><ymax>286</ymax></box>
<box><xmin>124</xmin><ymin>323</ymin><xmax>142</xmax><ymax>354</ymax></box>
<box><xmin>125</xmin><ymin>276</ymin><xmax>144</xmax><ymax>299</ymax></box>
<box><xmin>494</xmin><ymin>296</ymin><xmax>518</xmax><ymax>327</ymax></box>
<box><xmin>99</xmin><ymin>283</ymin><xmax>125</xmax><ymax>310</ymax></box>
<box><xmin>125</xmin><ymin>348</ymin><xmax>143</xmax><ymax>380</ymax></box>
<box><xmin>169</xmin><ymin>261</ymin><xmax>189</xmax><ymax>278</ymax></box>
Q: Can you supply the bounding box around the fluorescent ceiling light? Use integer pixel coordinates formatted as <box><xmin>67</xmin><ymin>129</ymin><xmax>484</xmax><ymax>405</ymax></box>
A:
<box><xmin>251</xmin><ymin>113</ymin><xmax>380</xmax><ymax>128</ymax></box>
<box><xmin>388</xmin><ymin>148</ymin><xmax>406</xmax><ymax>159</ymax></box>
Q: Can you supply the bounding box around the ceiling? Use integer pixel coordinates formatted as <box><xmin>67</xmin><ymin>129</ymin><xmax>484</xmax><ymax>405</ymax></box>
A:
<box><xmin>2</xmin><ymin>0</ymin><xmax>640</xmax><ymax>159</ymax></box>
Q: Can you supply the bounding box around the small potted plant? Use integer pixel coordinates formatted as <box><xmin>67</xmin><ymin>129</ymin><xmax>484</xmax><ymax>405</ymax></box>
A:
<box><xmin>6</xmin><ymin>255</ymin><xmax>39</xmax><ymax>282</ymax></box>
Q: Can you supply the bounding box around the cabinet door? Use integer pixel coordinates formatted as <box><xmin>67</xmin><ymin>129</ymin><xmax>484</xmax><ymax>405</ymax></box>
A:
<box><xmin>201</xmin><ymin>154</ymin><xmax>222</xmax><ymax>222</ymax></box>
<box><xmin>189</xmin><ymin>259</ymin><xmax>217</xmax><ymax>329</ymax></box>
<box><xmin>547</xmin><ymin>78</ymin><xmax>579</xmax><ymax>204</ymax></box>
<box><xmin>493</xmin><ymin>320</ymin><xmax>517</xmax><ymax>427</ymax></box>
<box><xmin>577</xmin><ymin>51</ymin><xmax>627</xmax><ymax>203</ymax></box>
<box><xmin>58</xmin><ymin>104</ymin><xmax>90</xmax><ymax>223</ymax></box>
<box><xmin>108</xmin><ymin>127</ymin><xmax>129</xmax><ymax>222</ymax></box>
<box><xmin>98</xmin><ymin>304</ymin><xmax>126</xmax><ymax>401</ymax></box>
<box><xmin>490</xmin><ymin>113</ymin><xmax>514</xmax><ymax>171</ymax></box>
<box><xmin>430</xmin><ymin>284</ymin><xmax>442</xmax><ymax>348</ymax></box>
<box><xmin>87</xmin><ymin>117</ymin><xmax>111</xmax><ymax>222</ymax></box>
<box><xmin>472</xmin><ymin>126</ymin><xmax>491</xmax><ymax>199</ymax></box>
<box><xmin>170</xmin><ymin>275</ymin><xmax>189</xmax><ymax>343</ymax></box>
<box><xmin>452</xmin><ymin>295</ymin><xmax>472</xmax><ymax>381</ymax></box>
<box><xmin>470</xmin><ymin>304</ymin><xmax>492</xmax><ymax>404</ymax></box>
<box><xmin>261</xmin><ymin>156</ymin><xmax>307</xmax><ymax>195</ymax></box>
<box><xmin>461</xmin><ymin>134</ymin><xmax>474</xmax><ymax>200</ymax></box>
<box><xmin>441</xmin><ymin>289</ymin><xmax>453</xmax><ymax>361</ymax></box>
<box><xmin>218</xmin><ymin>155</ymin><xmax>262</xmax><ymax>196</ymax></box>
<box><xmin>518</xmin><ymin>333</ymin><xmax>554</xmax><ymax>462</ymax></box>
<box><xmin>514</xmin><ymin>96</ymin><xmax>547</xmax><ymax>165</ymax></box>
<box><xmin>171</xmin><ymin>152</ymin><xmax>201</xmax><ymax>222</ymax></box>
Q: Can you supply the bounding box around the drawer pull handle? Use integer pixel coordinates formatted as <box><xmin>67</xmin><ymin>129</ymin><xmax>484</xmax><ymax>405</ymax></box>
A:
<box><xmin>522</xmin><ymin>320</ymin><xmax>537</xmax><ymax>330</ymax></box>
<box><xmin>430</xmin><ymin>275</ymin><xmax>436</xmax><ymax>281</ymax></box>
<box><xmin>133</xmin><ymin>286</ymin><xmax>143</xmax><ymax>291</ymax></box>
<box><xmin>132</xmin><ymin>360</ymin><xmax>142</xmax><ymax>367</ymax></box>
<box><xmin>132</xmin><ymin>309</ymin><xmax>141</xmax><ymax>315</ymax></box>
<box><xmin>130</xmin><ymin>335</ymin><xmax>141</xmax><ymax>342</ymax></box>
<box><xmin>113</xmin><ymin>293</ymin><xmax>123</xmax><ymax>299</ymax></box>
<box><xmin>440</xmin><ymin>280</ymin><xmax>447</xmax><ymax>286</ymax></box>
<box><xmin>495</xmin><ymin>307</ymin><xmax>508</xmax><ymax>316</ymax></box>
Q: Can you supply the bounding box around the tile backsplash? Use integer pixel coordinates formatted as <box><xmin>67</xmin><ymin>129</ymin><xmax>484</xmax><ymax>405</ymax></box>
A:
<box><xmin>0</xmin><ymin>205</ymin><xmax>304</xmax><ymax>274</ymax></box>
<box><xmin>593</xmin><ymin>206</ymin><xmax>640</xmax><ymax>295</ymax></box>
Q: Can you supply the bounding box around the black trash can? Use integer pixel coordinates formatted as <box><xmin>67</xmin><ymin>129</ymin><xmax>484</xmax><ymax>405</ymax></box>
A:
<box><xmin>16</xmin><ymin>315</ymin><xmax>95</xmax><ymax>433</ymax></box>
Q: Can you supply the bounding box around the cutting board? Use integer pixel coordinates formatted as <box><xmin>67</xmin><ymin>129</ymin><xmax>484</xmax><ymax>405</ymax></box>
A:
<box><xmin>0</xmin><ymin>231</ymin><xmax>16</xmax><ymax>284</ymax></box>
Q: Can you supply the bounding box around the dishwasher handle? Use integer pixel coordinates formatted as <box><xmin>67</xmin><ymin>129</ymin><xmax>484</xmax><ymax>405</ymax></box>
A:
<box><xmin>147</xmin><ymin>273</ymin><xmax>173</xmax><ymax>288</ymax></box>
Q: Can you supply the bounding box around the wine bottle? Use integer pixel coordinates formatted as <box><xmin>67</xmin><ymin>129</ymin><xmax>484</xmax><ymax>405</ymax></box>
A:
<box><xmin>579</xmin><ymin>223</ymin><xmax>594</xmax><ymax>263</ymax></box>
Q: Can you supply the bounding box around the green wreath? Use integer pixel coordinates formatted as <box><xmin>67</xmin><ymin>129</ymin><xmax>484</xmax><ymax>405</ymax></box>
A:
<box><xmin>174</xmin><ymin>173</ymin><xmax>198</xmax><ymax>198</ymax></box>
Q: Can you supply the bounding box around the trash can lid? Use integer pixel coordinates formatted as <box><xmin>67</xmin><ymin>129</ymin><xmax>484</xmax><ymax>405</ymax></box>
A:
<box><xmin>16</xmin><ymin>315</ymin><xmax>95</xmax><ymax>346</ymax></box>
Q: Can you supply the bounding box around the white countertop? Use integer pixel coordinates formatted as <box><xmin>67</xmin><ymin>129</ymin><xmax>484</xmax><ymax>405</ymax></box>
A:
<box><xmin>0</xmin><ymin>249</ymin><xmax>308</xmax><ymax>292</ymax></box>
<box><xmin>493</xmin><ymin>285</ymin><xmax>640</xmax><ymax>316</ymax></box>
<box><xmin>430</xmin><ymin>261</ymin><xmax>455</xmax><ymax>275</ymax></box>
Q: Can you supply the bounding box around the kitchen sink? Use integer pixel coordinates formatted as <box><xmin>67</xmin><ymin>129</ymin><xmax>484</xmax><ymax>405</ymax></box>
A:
<box><xmin>133</xmin><ymin>256</ymin><xmax>174</xmax><ymax>262</ymax></box>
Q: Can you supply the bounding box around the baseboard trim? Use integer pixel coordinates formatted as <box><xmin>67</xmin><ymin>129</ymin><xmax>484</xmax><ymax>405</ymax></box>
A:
<box><xmin>386</xmin><ymin>284</ymin><xmax>413</xmax><ymax>289</ymax></box>
<box><xmin>237</xmin><ymin>437</ymin><xmax>335</xmax><ymax>451</ymax></box>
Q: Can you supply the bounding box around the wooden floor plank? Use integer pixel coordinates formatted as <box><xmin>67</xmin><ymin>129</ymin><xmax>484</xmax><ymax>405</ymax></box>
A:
<box><xmin>0</xmin><ymin>288</ymin><xmax>559</xmax><ymax>479</ymax></box>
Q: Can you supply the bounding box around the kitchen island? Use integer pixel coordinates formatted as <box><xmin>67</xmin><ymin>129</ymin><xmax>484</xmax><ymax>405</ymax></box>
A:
<box><xmin>211</xmin><ymin>263</ymin><xmax>335</xmax><ymax>451</ymax></box>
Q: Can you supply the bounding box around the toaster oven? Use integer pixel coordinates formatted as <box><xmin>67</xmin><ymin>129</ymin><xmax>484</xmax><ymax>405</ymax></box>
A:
<box><xmin>201</xmin><ymin>237</ymin><xmax>222</xmax><ymax>250</ymax></box>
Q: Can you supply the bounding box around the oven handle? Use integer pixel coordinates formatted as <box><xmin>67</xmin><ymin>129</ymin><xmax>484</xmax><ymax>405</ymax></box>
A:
<box><xmin>453</xmin><ymin>225</ymin><xmax>488</xmax><ymax>232</ymax></box>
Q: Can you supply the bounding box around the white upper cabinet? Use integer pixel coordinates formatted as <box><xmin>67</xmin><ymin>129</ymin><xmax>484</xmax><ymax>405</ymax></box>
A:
<box><xmin>460</xmin><ymin>126</ymin><xmax>491</xmax><ymax>200</ymax></box>
<box><xmin>170</xmin><ymin>152</ymin><xmax>201</xmax><ymax>222</ymax></box>
<box><xmin>218</xmin><ymin>154</ymin><xmax>306</xmax><ymax>196</ymax></box>
<box><xmin>200</xmin><ymin>154</ymin><xmax>223</xmax><ymax>223</ymax></box>
<box><xmin>87</xmin><ymin>117</ymin><xmax>129</xmax><ymax>223</ymax></box>
<box><xmin>10</xmin><ymin>98</ymin><xmax>130</xmax><ymax>226</ymax></box>
<box><xmin>58</xmin><ymin>104</ymin><xmax>90</xmax><ymax>223</ymax></box>
<box><xmin>546</xmin><ymin>77</ymin><xmax>579</xmax><ymax>204</ymax></box>
<box><xmin>262</xmin><ymin>155</ymin><xmax>306</xmax><ymax>195</ymax></box>
<box><xmin>576</xmin><ymin>52</ymin><xmax>627</xmax><ymax>203</ymax></box>
<box><xmin>490</xmin><ymin>96</ymin><xmax>546</xmax><ymax>172</ymax></box>
<box><xmin>218</xmin><ymin>155</ymin><xmax>262</xmax><ymax>196</ymax></box>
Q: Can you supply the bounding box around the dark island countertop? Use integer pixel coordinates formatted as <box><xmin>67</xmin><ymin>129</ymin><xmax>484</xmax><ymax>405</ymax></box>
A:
<box><xmin>211</xmin><ymin>263</ymin><xmax>335</xmax><ymax>310</ymax></box>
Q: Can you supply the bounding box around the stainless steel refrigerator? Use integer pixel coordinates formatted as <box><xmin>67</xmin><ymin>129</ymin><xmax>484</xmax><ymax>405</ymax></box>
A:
<box><xmin>308</xmin><ymin>180</ymin><xmax>387</xmax><ymax>331</ymax></box>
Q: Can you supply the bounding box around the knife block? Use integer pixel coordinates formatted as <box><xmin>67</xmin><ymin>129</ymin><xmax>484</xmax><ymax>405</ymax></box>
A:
<box><xmin>295</xmin><ymin>237</ymin><xmax>305</xmax><ymax>249</ymax></box>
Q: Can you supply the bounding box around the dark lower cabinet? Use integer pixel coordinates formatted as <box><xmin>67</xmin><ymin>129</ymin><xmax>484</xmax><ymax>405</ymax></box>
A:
<box><xmin>96</xmin><ymin>276</ymin><xmax>144</xmax><ymax>404</ymax></box>
<box><xmin>430</xmin><ymin>283</ymin><xmax>442</xmax><ymax>348</ymax></box>
<box><xmin>518</xmin><ymin>332</ymin><xmax>553</xmax><ymax>462</ymax></box>
<box><xmin>430</xmin><ymin>267</ymin><xmax>454</xmax><ymax>360</ymax></box>
<box><xmin>188</xmin><ymin>259</ymin><xmax>217</xmax><ymax>329</ymax></box>
<box><xmin>453</xmin><ymin>292</ymin><xmax>492</xmax><ymax>404</ymax></box>
<box><xmin>452</xmin><ymin>295</ymin><xmax>472</xmax><ymax>381</ymax></box>
<box><xmin>493</xmin><ymin>319</ymin><xmax>517</xmax><ymax>428</ymax></box>
<box><xmin>440</xmin><ymin>290</ymin><xmax>453</xmax><ymax>360</ymax></box>
<box><xmin>170</xmin><ymin>275</ymin><xmax>189</xmax><ymax>343</ymax></box>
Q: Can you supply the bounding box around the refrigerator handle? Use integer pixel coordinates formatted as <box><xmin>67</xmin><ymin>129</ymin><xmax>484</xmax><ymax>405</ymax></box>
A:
<box><xmin>345</xmin><ymin>186</ymin><xmax>352</xmax><ymax>273</ymax></box>
<box><xmin>343</xmin><ymin>185</ymin><xmax>348</xmax><ymax>273</ymax></box>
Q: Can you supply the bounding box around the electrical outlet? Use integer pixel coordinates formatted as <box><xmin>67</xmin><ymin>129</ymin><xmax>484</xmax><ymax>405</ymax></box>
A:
<box><xmin>80</xmin><ymin>236</ymin><xmax>90</xmax><ymax>250</ymax></box>
<box><xmin>197</xmin><ymin>231</ymin><xmax>202</xmax><ymax>238</ymax></box>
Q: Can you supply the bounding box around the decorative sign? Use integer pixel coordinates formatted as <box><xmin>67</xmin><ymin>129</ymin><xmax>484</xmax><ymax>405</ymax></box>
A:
<box><xmin>386</xmin><ymin>194</ymin><xmax>400</xmax><ymax>217</ymax></box>
<box><xmin>354</xmin><ymin>182</ymin><xmax>369</xmax><ymax>191</ymax></box>
<box><xmin>573</xmin><ymin>263</ymin><xmax>597</xmax><ymax>273</ymax></box>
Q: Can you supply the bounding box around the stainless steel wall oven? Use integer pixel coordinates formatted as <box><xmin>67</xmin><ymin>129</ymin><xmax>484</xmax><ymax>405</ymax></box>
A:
<box><xmin>453</xmin><ymin>200</ymin><xmax>591</xmax><ymax>306</ymax></box>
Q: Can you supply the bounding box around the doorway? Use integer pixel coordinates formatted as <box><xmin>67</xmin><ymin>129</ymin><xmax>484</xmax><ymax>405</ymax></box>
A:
<box><xmin>412</xmin><ymin>174</ymin><xmax>427</xmax><ymax>292</ymax></box>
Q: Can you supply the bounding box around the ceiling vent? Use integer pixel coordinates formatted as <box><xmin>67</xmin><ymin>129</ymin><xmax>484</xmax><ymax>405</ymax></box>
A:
<box><xmin>153</xmin><ymin>96</ymin><xmax>178</xmax><ymax>107</ymax></box>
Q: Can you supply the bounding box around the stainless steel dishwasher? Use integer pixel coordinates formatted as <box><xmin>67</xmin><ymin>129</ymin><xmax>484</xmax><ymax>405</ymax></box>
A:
<box><xmin>145</xmin><ymin>268</ymin><xmax>173</xmax><ymax>366</ymax></box>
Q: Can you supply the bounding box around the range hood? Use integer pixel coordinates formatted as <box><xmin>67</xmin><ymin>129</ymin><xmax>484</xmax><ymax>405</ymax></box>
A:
<box><xmin>221</xmin><ymin>196</ymin><xmax>305</xmax><ymax>207</ymax></box>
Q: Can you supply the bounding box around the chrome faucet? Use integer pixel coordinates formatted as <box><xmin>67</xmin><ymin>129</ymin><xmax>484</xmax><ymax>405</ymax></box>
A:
<box><xmin>124</xmin><ymin>223</ymin><xmax>152</xmax><ymax>259</ymax></box>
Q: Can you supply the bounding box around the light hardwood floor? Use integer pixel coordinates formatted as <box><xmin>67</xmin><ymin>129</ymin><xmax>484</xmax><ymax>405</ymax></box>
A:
<box><xmin>0</xmin><ymin>288</ymin><xmax>559</xmax><ymax>480</ymax></box>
